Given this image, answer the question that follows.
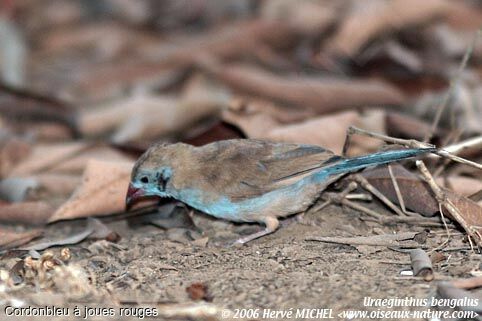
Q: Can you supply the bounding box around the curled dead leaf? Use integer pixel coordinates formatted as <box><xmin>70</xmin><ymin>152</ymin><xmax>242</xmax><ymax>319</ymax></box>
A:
<box><xmin>49</xmin><ymin>160</ymin><xmax>133</xmax><ymax>222</ymax></box>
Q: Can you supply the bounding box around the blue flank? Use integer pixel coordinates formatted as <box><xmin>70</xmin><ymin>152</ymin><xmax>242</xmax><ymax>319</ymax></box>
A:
<box><xmin>174</xmin><ymin>170</ymin><xmax>328</xmax><ymax>222</ymax></box>
<box><xmin>174</xmin><ymin>188</ymin><xmax>273</xmax><ymax>221</ymax></box>
<box><xmin>153</xmin><ymin>148</ymin><xmax>435</xmax><ymax>221</ymax></box>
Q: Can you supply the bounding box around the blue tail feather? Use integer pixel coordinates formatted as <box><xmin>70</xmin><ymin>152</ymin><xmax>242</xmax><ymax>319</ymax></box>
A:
<box><xmin>324</xmin><ymin>148</ymin><xmax>436</xmax><ymax>176</ymax></box>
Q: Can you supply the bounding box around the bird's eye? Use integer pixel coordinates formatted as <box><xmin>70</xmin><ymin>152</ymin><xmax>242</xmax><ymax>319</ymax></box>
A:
<box><xmin>140</xmin><ymin>176</ymin><xmax>149</xmax><ymax>183</ymax></box>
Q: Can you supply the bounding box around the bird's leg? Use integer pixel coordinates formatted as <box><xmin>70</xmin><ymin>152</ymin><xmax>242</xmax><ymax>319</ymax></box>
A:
<box><xmin>233</xmin><ymin>217</ymin><xmax>280</xmax><ymax>245</ymax></box>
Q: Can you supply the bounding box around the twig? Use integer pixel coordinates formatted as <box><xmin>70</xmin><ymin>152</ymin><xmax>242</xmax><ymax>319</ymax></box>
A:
<box><xmin>321</xmin><ymin>189</ymin><xmax>448</xmax><ymax>227</ymax></box>
<box><xmin>352</xmin><ymin>174</ymin><xmax>406</xmax><ymax>216</ymax></box>
<box><xmin>441</xmin><ymin>246</ymin><xmax>472</xmax><ymax>252</ymax></box>
<box><xmin>306</xmin><ymin>232</ymin><xmax>419</xmax><ymax>247</ymax></box>
<box><xmin>372</xmin><ymin>215</ymin><xmax>449</xmax><ymax>228</ymax></box>
<box><xmin>345</xmin><ymin>193</ymin><xmax>373</xmax><ymax>201</ymax></box>
<box><xmin>428</xmin><ymin>204</ymin><xmax>451</xmax><ymax>253</ymax></box>
<box><xmin>442</xmin><ymin>135</ymin><xmax>482</xmax><ymax>155</ymax></box>
<box><xmin>416</xmin><ymin>160</ymin><xmax>482</xmax><ymax>247</ymax></box>
<box><xmin>424</xmin><ymin>28</ymin><xmax>482</xmax><ymax>142</ymax></box>
<box><xmin>345</xmin><ymin>126</ymin><xmax>433</xmax><ymax>150</ymax></box>
<box><xmin>435</xmin><ymin>149</ymin><xmax>482</xmax><ymax>170</ymax></box>
<box><xmin>387</xmin><ymin>165</ymin><xmax>408</xmax><ymax>215</ymax></box>
<box><xmin>308</xmin><ymin>182</ymin><xmax>358</xmax><ymax>214</ymax></box>
<box><xmin>347</xmin><ymin>126</ymin><xmax>482</xmax><ymax>170</ymax></box>
<box><xmin>322</xmin><ymin>192</ymin><xmax>384</xmax><ymax>221</ymax></box>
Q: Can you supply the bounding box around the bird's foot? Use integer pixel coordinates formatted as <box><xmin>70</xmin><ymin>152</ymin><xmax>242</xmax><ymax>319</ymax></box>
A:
<box><xmin>229</xmin><ymin>217</ymin><xmax>280</xmax><ymax>246</ymax></box>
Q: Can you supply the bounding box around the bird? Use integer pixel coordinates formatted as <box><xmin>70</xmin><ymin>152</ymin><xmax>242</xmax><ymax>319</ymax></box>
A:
<box><xmin>126</xmin><ymin>139</ymin><xmax>435</xmax><ymax>244</ymax></box>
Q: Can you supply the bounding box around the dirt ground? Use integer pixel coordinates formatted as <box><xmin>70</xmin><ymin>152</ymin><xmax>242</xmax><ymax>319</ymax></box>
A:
<box><xmin>1</xmin><ymin>198</ymin><xmax>479</xmax><ymax>321</ymax></box>
<box><xmin>1</xmin><ymin>1</ymin><xmax>482</xmax><ymax>320</ymax></box>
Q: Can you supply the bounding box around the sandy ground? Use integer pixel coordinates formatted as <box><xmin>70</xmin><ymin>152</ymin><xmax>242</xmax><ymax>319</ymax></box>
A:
<box><xmin>0</xmin><ymin>200</ymin><xmax>479</xmax><ymax>321</ymax></box>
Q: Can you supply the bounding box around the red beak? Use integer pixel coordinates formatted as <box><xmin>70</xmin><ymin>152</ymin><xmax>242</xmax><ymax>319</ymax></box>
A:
<box><xmin>126</xmin><ymin>183</ymin><xmax>145</xmax><ymax>210</ymax></box>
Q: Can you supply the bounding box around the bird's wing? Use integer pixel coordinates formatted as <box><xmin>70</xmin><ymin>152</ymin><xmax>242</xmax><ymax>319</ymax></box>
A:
<box><xmin>195</xmin><ymin>140</ymin><xmax>341</xmax><ymax>201</ymax></box>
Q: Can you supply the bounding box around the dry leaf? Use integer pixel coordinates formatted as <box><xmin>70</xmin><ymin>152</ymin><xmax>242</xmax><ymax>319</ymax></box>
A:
<box><xmin>363</xmin><ymin>164</ymin><xmax>482</xmax><ymax>223</ymax></box>
<box><xmin>362</xmin><ymin>164</ymin><xmax>439</xmax><ymax>216</ymax></box>
<box><xmin>67</xmin><ymin>19</ymin><xmax>293</xmax><ymax>102</ymax></box>
<box><xmin>437</xmin><ymin>176</ymin><xmax>482</xmax><ymax>197</ymax></box>
<box><xmin>49</xmin><ymin>145</ymin><xmax>133</xmax><ymax>174</ymax></box>
<box><xmin>0</xmin><ymin>135</ymin><xmax>32</xmax><ymax>178</ymax></box>
<box><xmin>325</xmin><ymin>0</ymin><xmax>450</xmax><ymax>57</ymax></box>
<box><xmin>261</xmin><ymin>0</ymin><xmax>338</xmax><ymax>35</ymax></box>
<box><xmin>111</xmin><ymin>74</ymin><xmax>230</xmax><ymax>143</ymax></box>
<box><xmin>23</xmin><ymin>224</ymin><xmax>93</xmax><ymax>251</ymax></box>
<box><xmin>49</xmin><ymin>160</ymin><xmax>133</xmax><ymax>222</ymax></box>
<box><xmin>23</xmin><ymin>218</ymin><xmax>114</xmax><ymax>250</ymax></box>
<box><xmin>0</xmin><ymin>228</ymin><xmax>42</xmax><ymax>250</ymax></box>
<box><xmin>0</xmin><ymin>83</ymin><xmax>78</xmax><ymax>135</ymax></box>
<box><xmin>0</xmin><ymin>201</ymin><xmax>55</xmax><ymax>225</ymax></box>
<box><xmin>8</xmin><ymin>142</ymin><xmax>89</xmax><ymax>177</ymax></box>
<box><xmin>182</xmin><ymin>121</ymin><xmax>244</xmax><ymax>146</ymax></box>
<box><xmin>224</xmin><ymin>109</ymin><xmax>386</xmax><ymax>155</ymax></box>
<box><xmin>36</xmin><ymin>21</ymin><xmax>153</xmax><ymax>59</ymax></box>
<box><xmin>267</xmin><ymin>112</ymin><xmax>361</xmax><ymax>154</ymax></box>
<box><xmin>79</xmin><ymin>74</ymin><xmax>229</xmax><ymax>143</ymax></box>
<box><xmin>0</xmin><ymin>174</ymin><xmax>81</xmax><ymax>202</ymax></box>
<box><xmin>386</xmin><ymin>112</ymin><xmax>439</xmax><ymax>140</ymax></box>
<box><xmin>446</xmin><ymin>191</ymin><xmax>482</xmax><ymax>236</ymax></box>
<box><xmin>201</xmin><ymin>61</ymin><xmax>405</xmax><ymax>113</ymax></box>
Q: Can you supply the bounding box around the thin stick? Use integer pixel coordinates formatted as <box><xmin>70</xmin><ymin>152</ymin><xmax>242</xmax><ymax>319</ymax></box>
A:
<box><xmin>341</xmin><ymin>199</ymin><xmax>384</xmax><ymax>220</ymax></box>
<box><xmin>321</xmin><ymin>191</ymin><xmax>383</xmax><ymax>221</ymax></box>
<box><xmin>353</xmin><ymin>174</ymin><xmax>406</xmax><ymax>216</ymax></box>
<box><xmin>309</xmin><ymin>182</ymin><xmax>358</xmax><ymax>214</ymax></box>
<box><xmin>320</xmin><ymin>190</ymin><xmax>448</xmax><ymax>227</ymax></box>
<box><xmin>387</xmin><ymin>165</ymin><xmax>408</xmax><ymax>215</ymax></box>
<box><xmin>433</xmin><ymin>135</ymin><xmax>481</xmax><ymax>177</ymax></box>
<box><xmin>306</xmin><ymin>232</ymin><xmax>419</xmax><ymax>247</ymax></box>
<box><xmin>348</xmin><ymin>126</ymin><xmax>482</xmax><ymax>170</ymax></box>
<box><xmin>345</xmin><ymin>193</ymin><xmax>372</xmax><ymax>201</ymax></box>
<box><xmin>374</xmin><ymin>216</ymin><xmax>449</xmax><ymax>228</ymax></box>
<box><xmin>428</xmin><ymin>204</ymin><xmax>451</xmax><ymax>253</ymax></box>
<box><xmin>423</xmin><ymin>28</ymin><xmax>482</xmax><ymax>142</ymax></box>
<box><xmin>416</xmin><ymin>160</ymin><xmax>482</xmax><ymax>247</ymax></box>
<box><xmin>443</xmin><ymin>135</ymin><xmax>482</xmax><ymax>155</ymax></box>
<box><xmin>346</xmin><ymin>126</ymin><xmax>433</xmax><ymax>149</ymax></box>
<box><xmin>435</xmin><ymin>149</ymin><xmax>482</xmax><ymax>170</ymax></box>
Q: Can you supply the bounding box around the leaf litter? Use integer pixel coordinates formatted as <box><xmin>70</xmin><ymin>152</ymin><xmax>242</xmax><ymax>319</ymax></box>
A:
<box><xmin>0</xmin><ymin>0</ymin><xmax>482</xmax><ymax>319</ymax></box>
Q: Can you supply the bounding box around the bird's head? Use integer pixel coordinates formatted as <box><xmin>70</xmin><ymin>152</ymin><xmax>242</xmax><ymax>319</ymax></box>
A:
<box><xmin>126</xmin><ymin>142</ymin><xmax>188</xmax><ymax>209</ymax></box>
